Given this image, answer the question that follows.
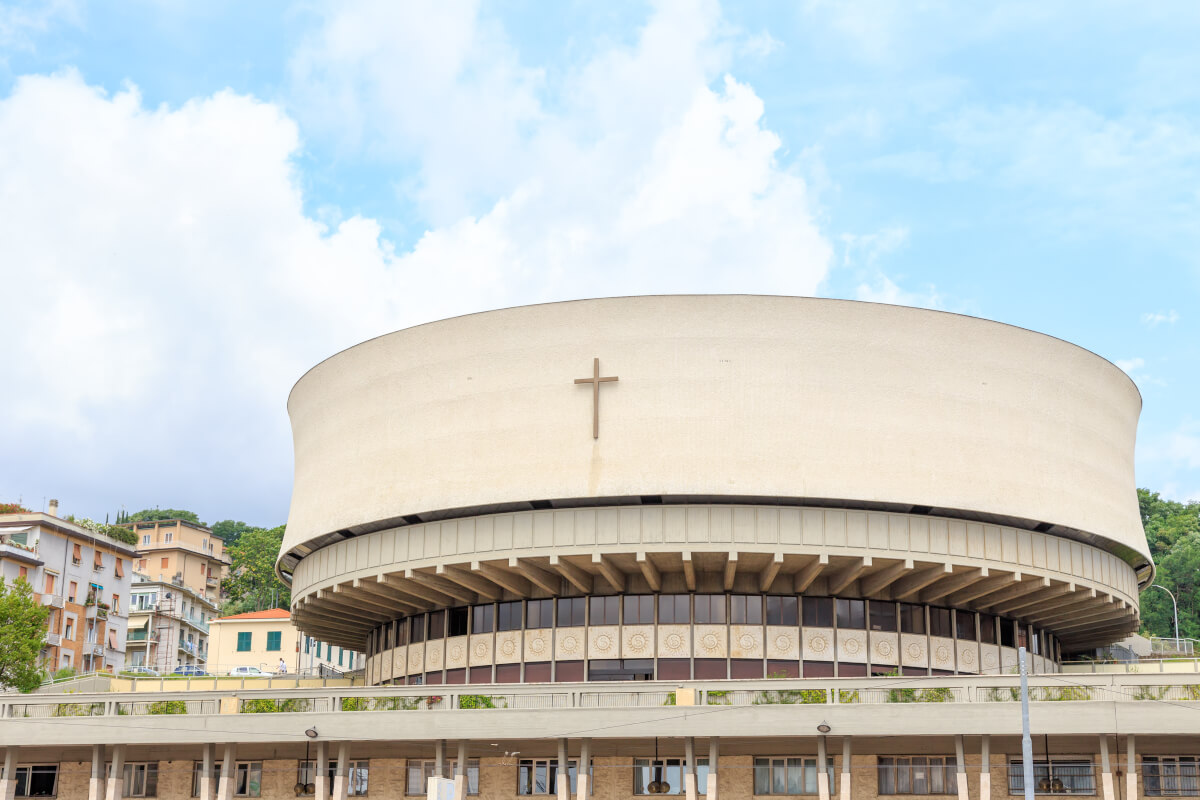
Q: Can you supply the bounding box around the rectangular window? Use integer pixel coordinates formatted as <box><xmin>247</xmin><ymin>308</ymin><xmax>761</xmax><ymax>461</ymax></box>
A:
<box><xmin>1008</xmin><ymin>759</ymin><xmax>1096</xmax><ymax>795</ymax></box>
<box><xmin>624</xmin><ymin>595</ymin><xmax>654</xmax><ymax>625</ymax></box>
<box><xmin>589</xmin><ymin>596</ymin><xmax>620</xmax><ymax>626</ymax></box>
<box><xmin>395</xmin><ymin>619</ymin><xmax>408</xmax><ymax>647</ymax></box>
<box><xmin>929</xmin><ymin>608</ymin><xmax>953</xmax><ymax>638</ymax></box>
<box><xmin>694</xmin><ymin>595</ymin><xmax>726</xmax><ymax>624</ymax></box>
<box><xmin>802</xmin><ymin>597</ymin><xmax>833</xmax><ymax>628</ymax></box>
<box><xmin>305</xmin><ymin>637</ymin><xmax>311</xmax><ymax>654</ymax></box>
<box><xmin>472</xmin><ymin>604</ymin><xmax>494</xmax><ymax>634</ymax></box>
<box><xmin>497</xmin><ymin>601</ymin><xmax>523</xmax><ymax>632</ymax></box>
<box><xmin>557</xmin><ymin>598</ymin><xmax>586</xmax><ymax>627</ymax></box>
<box><xmin>234</xmin><ymin>763</ymin><xmax>262</xmax><ymax>797</ymax></box>
<box><xmin>519</xmin><ymin>759</ymin><xmax>591</xmax><ymax>795</ymax></box>
<box><xmin>448</xmin><ymin>607</ymin><xmax>469</xmax><ymax>637</ymax></box>
<box><xmin>979</xmin><ymin>614</ymin><xmax>997</xmax><ymax>645</ymax></box>
<box><xmin>634</xmin><ymin>759</ymin><xmax>709</xmax><ymax>795</ymax></box>
<box><xmin>766</xmin><ymin>596</ymin><xmax>799</xmax><ymax>626</ymax></box>
<box><xmin>731</xmin><ymin>595</ymin><xmax>764</xmax><ymax>624</ymax></box>
<box><xmin>836</xmin><ymin>599</ymin><xmax>865</xmax><ymax>630</ymax></box>
<box><xmin>122</xmin><ymin>762</ymin><xmax>159</xmax><ymax>797</ymax></box>
<box><xmin>956</xmin><ymin>611</ymin><xmax>976</xmax><ymax>641</ymax></box>
<box><xmin>13</xmin><ymin>765</ymin><xmax>58</xmax><ymax>797</ymax></box>
<box><xmin>142</xmin><ymin>534</ymin><xmax>151</xmax><ymax>545</ymax></box>
<box><xmin>754</xmin><ymin>757</ymin><xmax>835</xmax><ymax>795</ymax></box>
<box><xmin>1144</xmin><ymin>756</ymin><xmax>1200</xmax><ymax>797</ymax></box>
<box><xmin>878</xmin><ymin>757</ymin><xmax>958</xmax><ymax>795</ymax></box>
<box><xmin>160</xmin><ymin>558</ymin><xmax>169</xmax><ymax>569</ymax></box>
<box><xmin>869</xmin><ymin>602</ymin><xmax>898</xmax><ymax>632</ymax></box>
<box><xmin>527</xmin><ymin>599</ymin><xmax>554</xmax><ymax>629</ymax></box>
<box><xmin>658</xmin><ymin>595</ymin><xmax>690</xmax><ymax>624</ymax></box>
<box><xmin>191</xmin><ymin>763</ymin><xmax>221</xmax><ymax>797</ymax></box>
<box><xmin>298</xmin><ymin>761</ymin><xmax>370</xmax><ymax>796</ymax></box>
<box><xmin>428</xmin><ymin>610</ymin><xmax>446</xmax><ymax>640</ymax></box>
<box><xmin>237</xmin><ymin>631</ymin><xmax>252</xmax><ymax>652</ymax></box>
<box><xmin>410</xmin><ymin>614</ymin><xmax>426</xmax><ymax>644</ymax></box>
<box><xmin>1000</xmin><ymin>618</ymin><xmax>1016</xmax><ymax>648</ymax></box>
<box><xmin>405</xmin><ymin>760</ymin><xmax>479</xmax><ymax>795</ymax></box>
<box><xmin>68</xmin><ymin>581</ymin><xmax>78</xmax><ymax>603</ymax></box>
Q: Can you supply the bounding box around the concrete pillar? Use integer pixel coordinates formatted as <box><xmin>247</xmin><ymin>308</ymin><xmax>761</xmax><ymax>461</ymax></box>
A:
<box><xmin>980</xmin><ymin>737</ymin><xmax>991</xmax><ymax>800</ymax></box>
<box><xmin>1126</xmin><ymin>736</ymin><xmax>1137</xmax><ymax>800</ymax></box>
<box><xmin>817</xmin><ymin>736</ymin><xmax>830</xmax><ymax>800</ymax></box>
<box><xmin>955</xmin><ymin>736</ymin><xmax>969</xmax><ymax>800</ymax></box>
<box><xmin>840</xmin><ymin>739</ymin><xmax>852</xmax><ymax>800</ymax></box>
<box><xmin>199</xmin><ymin>744</ymin><xmax>215</xmax><ymax>800</ymax></box>
<box><xmin>216</xmin><ymin>743</ymin><xmax>235</xmax><ymax>800</ymax></box>
<box><xmin>1100</xmin><ymin>735</ymin><xmax>1115</xmax><ymax>800</ymax></box>
<box><xmin>332</xmin><ymin>742</ymin><xmax>350</xmax><ymax>800</ymax></box>
<box><xmin>88</xmin><ymin>745</ymin><xmax>104</xmax><ymax>800</ymax></box>
<box><xmin>429</xmin><ymin>739</ymin><xmax>446</xmax><ymax>799</ymax></box>
<box><xmin>685</xmin><ymin>738</ymin><xmax>698</xmax><ymax>800</ymax></box>
<box><xmin>558</xmin><ymin>739</ymin><xmax>572</xmax><ymax>800</ymax></box>
<box><xmin>454</xmin><ymin>741</ymin><xmax>469</xmax><ymax>800</ymax></box>
<box><xmin>576</xmin><ymin>739</ymin><xmax>591</xmax><ymax>800</ymax></box>
<box><xmin>707</xmin><ymin>738</ymin><xmax>719</xmax><ymax>800</ymax></box>
<box><xmin>316</xmin><ymin>740</ymin><xmax>330</xmax><ymax>800</ymax></box>
<box><xmin>1</xmin><ymin>747</ymin><xmax>19</xmax><ymax>800</ymax></box>
<box><xmin>104</xmin><ymin>744</ymin><xmax>125</xmax><ymax>800</ymax></box>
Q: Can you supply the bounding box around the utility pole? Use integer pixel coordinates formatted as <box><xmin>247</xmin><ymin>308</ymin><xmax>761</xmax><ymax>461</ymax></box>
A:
<box><xmin>1020</xmin><ymin>646</ymin><xmax>1035</xmax><ymax>800</ymax></box>
<box><xmin>1148</xmin><ymin>584</ymin><xmax>1180</xmax><ymax>641</ymax></box>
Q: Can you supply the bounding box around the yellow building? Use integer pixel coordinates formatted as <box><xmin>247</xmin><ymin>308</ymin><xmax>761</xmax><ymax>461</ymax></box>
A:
<box><xmin>127</xmin><ymin>519</ymin><xmax>230</xmax><ymax>605</ymax></box>
<box><xmin>207</xmin><ymin>608</ymin><xmax>359</xmax><ymax>676</ymax></box>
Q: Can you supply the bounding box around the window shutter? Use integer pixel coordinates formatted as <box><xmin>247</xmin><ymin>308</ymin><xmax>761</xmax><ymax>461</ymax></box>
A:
<box><xmin>94</xmin><ymin>550</ymin><xmax>104</xmax><ymax>568</ymax></box>
<box><xmin>115</xmin><ymin>559</ymin><xmax>125</xmax><ymax>578</ymax></box>
<box><xmin>73</xmin><ymin>543</ymin><xmax>82</xmax><ymax>560</ymax></box>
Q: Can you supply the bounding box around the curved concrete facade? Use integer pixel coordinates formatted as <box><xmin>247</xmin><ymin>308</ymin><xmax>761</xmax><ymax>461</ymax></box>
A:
<box><xmin>281</xmin><ymin>296</ymin><xmax>1150</xmax><ymax>667</ymax></box>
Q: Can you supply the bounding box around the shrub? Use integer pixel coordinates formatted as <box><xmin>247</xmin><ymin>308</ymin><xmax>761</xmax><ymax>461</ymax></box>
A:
<box><xmin>52</xmin><ymin>667</ymin><xmax>76</xmax><ymax>682</ymax></box>
<box><xmin>147</xmin><ymin>700</ymin><xmax>187</xmax><ymax>715</ymax></box>
<box><xmin>663</xmin><ymin>692</ymin><xmax>676</xmax><ymax>706</ymax></box>
<box><xmin>458</xmin><ymin>694</ymin><xmax>506</xmax><ymax>709</ymax></box>
<box><xmin>754</xmin><ymin>689</ymin><xmax>827</xmax><ymax>705</ymax></box>
<box><xmin>705</xmin><ymin>690</ymin><xmax>731</xmax><ymax>706</ymax></box>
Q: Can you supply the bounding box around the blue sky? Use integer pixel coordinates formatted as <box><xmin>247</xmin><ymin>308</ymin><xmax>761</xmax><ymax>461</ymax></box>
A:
<box><xmin>1</xmin><ymin>0</ymin><xmax>1198</xmax><ymax>527</ymax></box>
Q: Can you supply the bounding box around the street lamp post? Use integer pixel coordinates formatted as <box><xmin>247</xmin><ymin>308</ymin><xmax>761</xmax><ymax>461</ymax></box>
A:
<box><xmin>1148</xmin><ymin>584</ymin><xmax>1180</xmax><ymax>641</ymax></box>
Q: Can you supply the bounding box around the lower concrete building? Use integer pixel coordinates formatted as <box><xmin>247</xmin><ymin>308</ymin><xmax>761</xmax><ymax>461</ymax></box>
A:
<box><xmin>126</xmin><ymin>575</ymin><xmax>218</xmax><ymax>673</ymax></box>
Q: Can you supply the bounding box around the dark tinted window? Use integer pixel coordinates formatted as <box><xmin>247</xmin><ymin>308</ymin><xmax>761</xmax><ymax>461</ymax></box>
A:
<box><xmin>766</xmin><ymin>596</ymin><xmax>798</xmax><ymax>626</ymax></box>
<box><xmin>956</xmin><ymin>610</ymin><xmax>976</xmax><ymax>641</ymax></box>
<box><xmin>802</xmin><ymin>597</ymin><xmax>833</xmax><ymax>627</ymax></box>
<box><xmin>836</xmin><ymin>599</ymin><xmax>865</xmax><ymax>629</ymax></box>
<box><xmin>658</xmin><ymin>595</ymin><xmax>690</xmax><ymax>624</ymax></box>
<box><xmin>731</xmin><ymin>595</ymin><xmax>763</xmax><ymax>624</ymax></box>
<box><xmin>929</xmin><ymin>608</ymin><xmax>952</xmax><ymax>638</ymax></box>
<box><xmin>497</xmin><ymin>601</ymin><xmax>523</xmax><ymax>632</ymax></box>
<box><xmin>978</xmin><ymin>614</ymin><xmax>996</xmax><ymax>645</ymax></box>
<box><xmin>557</xmin><ymin>598</ymin><xmax>585</xmax><ymax>627</ymax></box>
<box><xmin>448</xmin><ymin>607</ymin><xmax>469</xmax><ymax>637</ymax></box>
<box><xmin>869</xmin><ymin>602</ymin><xmax>897</xmax><ymax>632</ymax></box>
<box><xmin>409</xmin><ymin>614</ymin><xmax>425</xmax><ymax>644</ymax></box>
<box><xmin>694</xmin><ymin>595</ymin><xmax>726</xmax><ymax>624</ymax></box>
<box><xmin>527</xmin><ymin>599</ymin><xmax>553</xmax><ymax>629</ymax></box>
<box><xmin>428</xmin><ymin>610</ymin><xmax>446</xmax><ymax>640</ymax></box>
<box><xmin>395</xmin><ymin>619</ymin><xmax>408</xmax><ymax>647</ymax></box>
<box><xmin>900</xmin><ymin>603</ymin><xmax>925</xmax><ymax>635</ymax></box>
<box><xmin>472</xmin><ymin>604</ymin><xmax>494</xmax><ymax>634</ymax></box>
<box><xmin>590</xmin><ymin>596</ymin><xmax>620</xmax><ymax>626</ymax></box>
<box><xmin>1000</xmin><ymin>618</ymin><xmax>1015</xmax><ymax>648</ymax></box>
<box><xmin>623</xmin><ymin>595</ymin><xmax>654</xmax><ymax>625</ymax></box>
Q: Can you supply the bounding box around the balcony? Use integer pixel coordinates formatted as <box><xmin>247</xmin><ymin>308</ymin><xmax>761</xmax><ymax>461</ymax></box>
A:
<box><xmin>206</xmin><ymin>576</ymin><xmax>219</xmax><ymax>588</ymax></box>
<box><xmin>127</xmin><ymin>630</ymin><xmax>158</xmax><ymax>643</ymax></box>
<box><xmin>85</xmin><ymin>603</ymin><xmax>109</xmax><ymax>621</ymax></box>
<box><xmin>90</xmin><ymin>643</ymin><xmax>104</xmax><ymax>656</ymax></box>
<box><xmin>44</xmin><ymin>632</ymin><xmax>62</xmax><ymax>647</ymax></box>
<box><xmin>40</xmin><ymin>594</ymin><xmax>64</xmax><ymax>609</ymax></box>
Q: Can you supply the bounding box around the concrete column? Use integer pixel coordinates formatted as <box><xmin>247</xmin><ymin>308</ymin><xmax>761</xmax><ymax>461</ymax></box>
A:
<box><xmin>216</xmin><ymin>743</ymin><xmax>235</xmax><ymax>800</ymax></box>
<box><xmin>88</xmin><ymin>745</ymin><xmax>104</xmax><ymax>800</ymax></box>
<box><xmin>316</xmin><ymin>740</ymin><xmax>330</xmax><ymax>800</ymax></box>
<box><xmin>817</xmin><ymin>736</ymin><xmax>830</xmax><ymax>800</ymax></box>
<box><xmin>1099</xmin><ymin>735</ymin><xmax>1115</xmax><ymax>800</ymax></box>
<box><xmin>558</xmin><ymin>739</ymin><xmax>572</xmax><ymax>800</ymax></box>
<box><xmin>0</xmin><ymin>747</ymin><xmax>19</xmax><ymax>800</ymax></box>
<box><xmin>685</xmin><ymin>738</ymin><xmax>698</xmax><ymax>800</ymax></box>
<box><xmin>104</xmin><ymin>744</ymin><xmax>125</xmax><ymax>800</ymax></box>
<box><xmin>707</xmin><ymin>738</ymin><xmax>719</xmax><ymax>800</ymax></box>
<box><xmin>199</xmin><ymin>744</ymin><xmax>215</xmax><ymax>800</ymax></box>
<box><xmin>955</xmin><ymin>736</ymin><xmax>969</xmax><ymax>800</ymax></box>
<box><xmin>576</xmin><ymin>739</ymin><xmax>592</xmax><ymax>800</ymax></box>
<box><xmin>332</xmin><ymin>742</ymin><xmax>350</xmax><ymax>800</ymax></box>
<box><xmin>454</xmin><ymin>741</ymin><xmax>469</xmax><ymax>800</ymax></box>
<box><xmin>1126</xmin><ymin>736</ymin><xmax>1137</xmax><ymax>800</ymax></box>
<box><xmin>840</xmin><ymin>739</ymin><xmax>852</xmax><ymax>800</ymax></box>
<box><xmin>980</xmin><ymin>736</ymin><xmax>991</xmax><ymax>800</ymax></box>
<box><xmin>429</xmin><ymin>739</ymin><xmax>446</xmax><ymax>799</ymax></box>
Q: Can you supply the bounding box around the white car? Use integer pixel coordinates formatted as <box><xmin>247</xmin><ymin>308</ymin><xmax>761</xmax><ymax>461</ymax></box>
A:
<box><xmin>228</xmin><ymin>666</ymin><xmax>271</xmax><ymax>677</ymax></box>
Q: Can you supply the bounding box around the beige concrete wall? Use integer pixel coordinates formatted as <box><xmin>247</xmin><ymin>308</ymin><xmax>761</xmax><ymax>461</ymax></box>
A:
<box><xmin>281</xmin><ymin>296</ymin><xmax>1147</xmax><ymax>576</ymax></box>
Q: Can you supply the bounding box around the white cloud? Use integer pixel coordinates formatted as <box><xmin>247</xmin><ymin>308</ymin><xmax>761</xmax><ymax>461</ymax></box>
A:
<box><xmin>1</xmin><ymin>0</ymin><xmax>833</xmax><ymax>522</ymax></box>
<box><xmin>1142</xmin><ymin>310</ymin><xmax>1180</xmax><ymax>327</ymax></box>
<box><xmin>1115</xmin><ymin>358</ymin><xmax>1146</xmax><ymax>375</ymax></box>
<box><xmin>0</xmin><ymin>0</ymin><xmax>78</xmax><ymax>53</ymax></box>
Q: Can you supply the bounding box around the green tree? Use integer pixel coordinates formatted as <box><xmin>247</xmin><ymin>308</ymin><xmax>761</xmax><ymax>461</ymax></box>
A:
<box><xmin>0</xmin><ymin>577</ymin><xmax>52</xmax><ymax>692</ymax></box>
<box><xmin>1138</xmin><ymin>489</ymin><xmax>1200</xmax><ymax>639</ymax></box>
<box><xmin>128</xmin><ymin>508</ymin><xmax>203</xmax><ymax>525</ymax></box>
<box><xmin>210</xmin><ymin>520</ymin><xmax>257</xmax><ymax>546</ymax></box>
<box><xmin>223</xmin><ymin>524</ymin><xmax>290</xmax><ymax>612</ymax></box>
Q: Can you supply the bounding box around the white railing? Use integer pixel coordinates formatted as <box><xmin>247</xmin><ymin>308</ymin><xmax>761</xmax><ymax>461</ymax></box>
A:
<box><xmin>1152</xmin><ymin>637</ymin><xmax>1200</xmax><ymax>657</ymax></box>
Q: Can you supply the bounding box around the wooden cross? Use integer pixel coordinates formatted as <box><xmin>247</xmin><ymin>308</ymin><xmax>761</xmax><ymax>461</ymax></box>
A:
<box><xmin>574</xmin><ymin>357</ymin><xmax>618</xmax><ymax>439</ymax></box>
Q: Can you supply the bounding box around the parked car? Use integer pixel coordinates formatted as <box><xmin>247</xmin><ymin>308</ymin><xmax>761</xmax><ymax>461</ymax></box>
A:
<box><xmin>228</xmin><ymin>666</ymin><xmax>271</xmax><ymax>677</ymax></box>
<box><xmin>121</xmin><ymin>666</ymin><xmax>159</xmax><ymax>677</ymax></box>
<box><xmin>172</xmin><ymin>665</ymin><xmax>208</xmax><ymax>676</ymax></box>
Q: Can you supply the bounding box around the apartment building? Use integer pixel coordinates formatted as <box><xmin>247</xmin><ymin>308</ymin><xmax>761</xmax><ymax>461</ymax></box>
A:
<box><xmin>126</xmin><ymin>575</ymin><xmax>218</xmax><ymax>673</ymax></box>
<box><xmin>208</xmin><ymin>609</ymin><xmax>359</xmax><ymax>675</ymax></box>
<box><xmin>126</xmin><ymin>519</ymin><xmax>230</xmax><ymax>604</ymax></box>
<box><xmin>0</xmin><ymin>502</ymin><xmax>135</xmax><ymax>674</ymax></box>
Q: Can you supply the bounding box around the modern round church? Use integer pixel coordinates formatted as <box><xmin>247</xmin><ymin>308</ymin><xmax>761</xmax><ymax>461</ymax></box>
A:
<box><xmin>279</xmin><ymin>295</ymin><xmax>1151</xmax><ymax>686</ymax></box>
